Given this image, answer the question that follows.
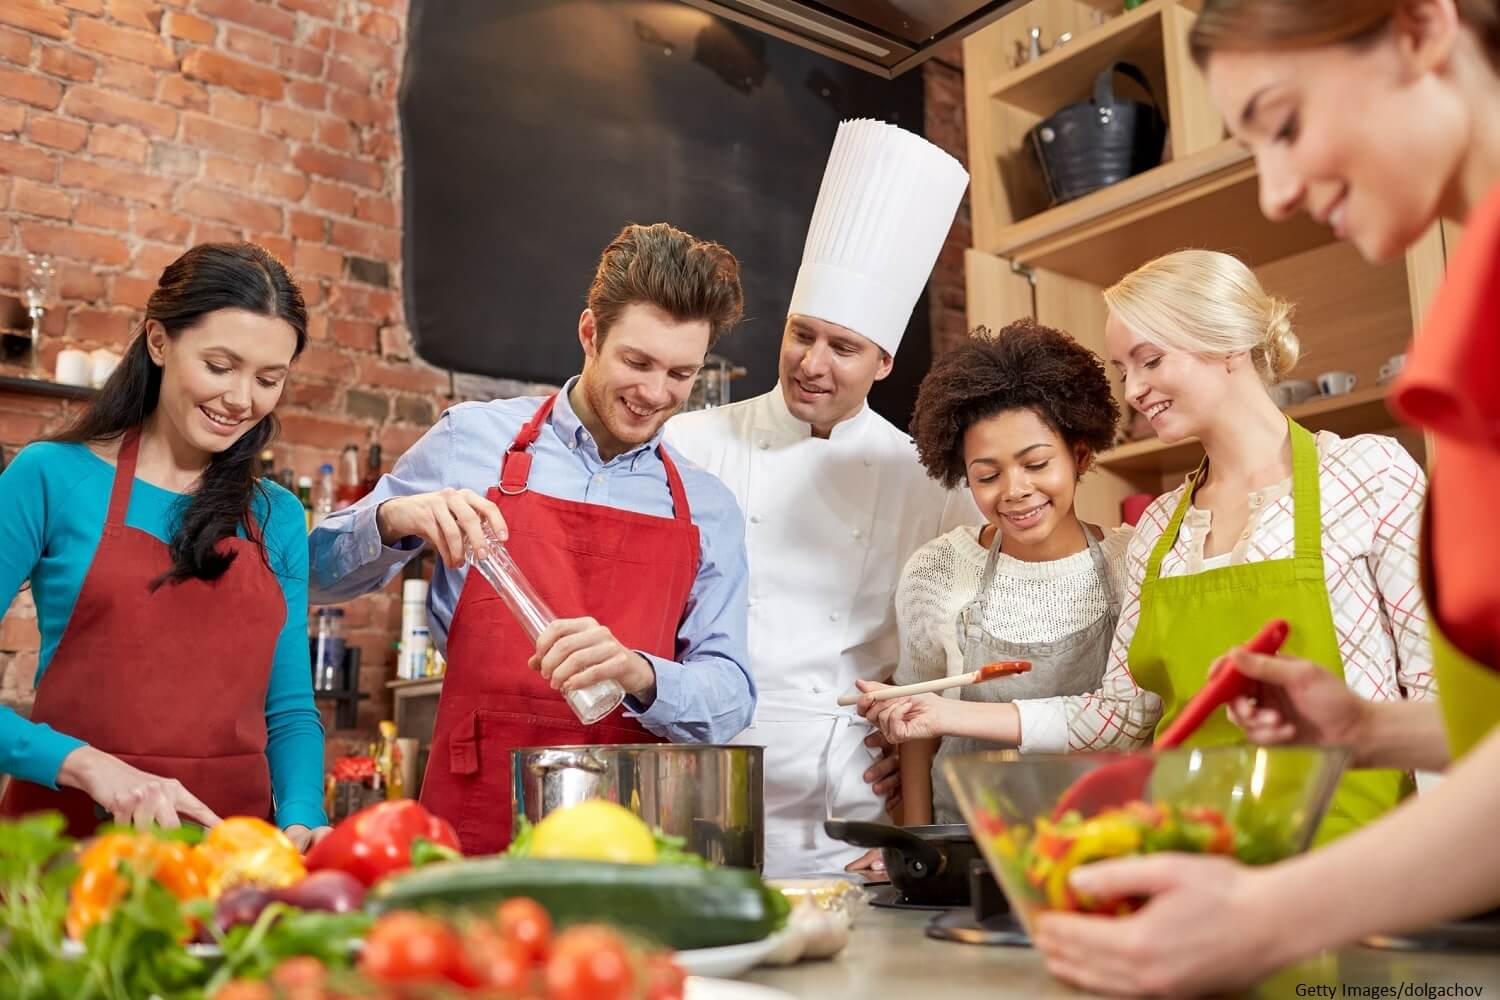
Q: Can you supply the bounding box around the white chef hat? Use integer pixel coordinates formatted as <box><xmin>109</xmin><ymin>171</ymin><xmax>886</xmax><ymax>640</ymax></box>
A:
<box><xmin>788</xmin><ymin>119</ymin><xmax>970</xmax><ymax>357</ymax></box>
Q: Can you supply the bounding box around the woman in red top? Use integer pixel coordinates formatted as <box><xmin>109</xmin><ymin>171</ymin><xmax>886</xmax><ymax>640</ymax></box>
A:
<box><xmin>1032</xmin><ymin>1</ymin><xmax>1500</xmax><ymax>994</ymax></box>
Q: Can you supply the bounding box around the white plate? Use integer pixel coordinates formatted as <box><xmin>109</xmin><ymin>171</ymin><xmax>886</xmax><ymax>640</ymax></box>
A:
<box><xmin>675</xmin><ymin>931</ymin><xmax>788</xmax><ymax>979</ymax></box>
<box><xmin>686</xmin><ymin>977</ymin><xmax>798</xmax><ymax>1000</ymax></box>
<box><xmin>61</xmin><ymin>939</ymin><xmax>221</xmax><ymax>958</ymax></box>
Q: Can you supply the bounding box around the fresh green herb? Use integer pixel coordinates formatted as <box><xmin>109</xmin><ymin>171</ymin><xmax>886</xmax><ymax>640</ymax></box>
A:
<box><xmin>206</xmin><ymin>903</ymin><xmax>371</xmax><ymax>993</ymax></box>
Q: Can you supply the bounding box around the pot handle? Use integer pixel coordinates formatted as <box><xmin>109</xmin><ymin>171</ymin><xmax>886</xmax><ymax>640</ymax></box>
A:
<box><xmin>526</xmin><ymin>748</ymin><xmax>608</xmax><ymax>776</ymax></box>
<box><xmin>823</xmin><ymin>819</ymin><xmax>945</xmax><ymax>880</ymax></box>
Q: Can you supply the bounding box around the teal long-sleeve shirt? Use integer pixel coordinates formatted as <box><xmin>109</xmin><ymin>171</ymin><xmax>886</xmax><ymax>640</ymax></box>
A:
<box><xmin>0</xmin><ymin>441</ymin><xmax>327</xmax><ymax>829</ymax></box>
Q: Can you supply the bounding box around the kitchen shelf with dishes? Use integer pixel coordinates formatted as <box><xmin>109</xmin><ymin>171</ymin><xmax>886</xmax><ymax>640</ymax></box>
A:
<box><xmin>959</xmin><ymin>0</ymin><xmax>1452</xmax><ymax>526</ymax></box>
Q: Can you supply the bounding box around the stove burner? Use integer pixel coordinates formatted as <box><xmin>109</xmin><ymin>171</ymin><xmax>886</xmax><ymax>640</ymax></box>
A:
<box><xmin>926</xmin><ymin>909</ymin><xmax>1030</xmax><ymax>947</ymax></box>
<box><xmin>865</xmin><ymin>884</ymin><xmax>959</xmax><ymax>911</ymax></box>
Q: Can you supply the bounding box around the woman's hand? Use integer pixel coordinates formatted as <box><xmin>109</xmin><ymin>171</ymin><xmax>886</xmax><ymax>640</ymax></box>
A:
<box><xmin>1225</xmin><ymin>648</ymin><xmax>1373</xmax><ymax>759</ymax></box>
<box><xmin>57</xmin><ymin>745</ymin><xmax>221</xmax><ymax>830</ymax></box>
<box><xmin>844</xmin><ymin>848</ymin><xmax>887</xmax><ymax>877</ymax></box>
<box><xmin>375</xmin><ymin>488</ymin><xmax>508</xmax><ymax>568</ymax></box>
<box><xmin>283</xmin><ymin>824</ymin><xmax>335</xmax><ymax>853</ymax></box>
<box><xmin>857</xmin><ymin>682</ymin><xmax>950</xmax><ymax>743</ymax></box>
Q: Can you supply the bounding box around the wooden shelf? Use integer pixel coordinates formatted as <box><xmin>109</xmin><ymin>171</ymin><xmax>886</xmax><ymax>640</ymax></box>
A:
<box><xmin>0</xmin><ymin>374</ymin><xmax>96</xmax><ymax>401</ymax></box>
<box><xmin>986</xmin><ymin>139</ymin><xmax>1335</xmax><ymax>285</ymax></box>
<box><xmin>388</xmin><ymin>676</ymin><xmax>443</xmax><ymax>694</ymax></box>
<box><xmin>1097</xmin><ymin>386</ymin><xmax>1399</xmax><ymax>480</ymax></box>
<box><xmin>988</xmin><ymin>0</ymin><xmax>1169</xmax><ymax>115</ymax></box>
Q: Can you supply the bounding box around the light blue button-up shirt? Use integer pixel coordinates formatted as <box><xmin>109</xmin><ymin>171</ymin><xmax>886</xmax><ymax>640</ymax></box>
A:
<box><xmin>308</xmin><ymin>379</ymin><xmax>755</xmax><ymax>743</ymax></box>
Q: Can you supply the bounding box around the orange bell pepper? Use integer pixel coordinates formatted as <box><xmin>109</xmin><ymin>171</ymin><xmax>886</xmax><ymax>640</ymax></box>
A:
<box><xmin>65</xmin><ymin>832</ymin><xmax>212</xmax><ymax>939</ymax></box>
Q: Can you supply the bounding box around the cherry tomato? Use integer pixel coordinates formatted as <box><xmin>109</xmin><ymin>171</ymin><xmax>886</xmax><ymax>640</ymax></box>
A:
<box><xmin>645</xmin><ymin>951</ymin><xmax>687</xmax><ymax>1000</ymax></box>
<box><xmin>544</xmin><ymin>925</ymin><xmax>638</xmax><ymax>1000</ymax></box>
<box><xmin>466</xmin><ymin>921</ymin><xmax>536</xmax><ymax>993</ymax></box>
<box><xmin>496</xmin><ymin>897</ymin><xmax>553</xmax><ymax>965</ymax></box>
<box><xmin>269</xmin><ymin>955</ymin><xmax>327</xmax><ymax>989</ymax></box>
<box><xmin>360</xmin><ymin>912</ymin><xmax>464</xmax><ymax>983</ymax></box>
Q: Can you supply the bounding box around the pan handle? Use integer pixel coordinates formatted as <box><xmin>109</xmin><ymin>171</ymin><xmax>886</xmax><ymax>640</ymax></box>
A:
<box><xmin>823</xmin><ymin>819</ymin><xmax>946</xmax><ymax>880</ymax></box>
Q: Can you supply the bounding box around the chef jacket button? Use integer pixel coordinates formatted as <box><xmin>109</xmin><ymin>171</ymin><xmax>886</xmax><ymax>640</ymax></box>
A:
<box><xmin>862</xmin><ymin>458</ymin><xmax>873</xmax><ymax>468</ymax></box>
<box><xmin>748</xmin><ymin>597</ymin><xmax>757</xmax><ymax>608</ymax></box>
<box><xmin>593</xmin><ymin>474</ymin><xmax>603</xmax><ymax>483</ymax></box>
<box><xmin>852</xmin><ymin>528</ymin><xmax>863</xmax><ymax>540</ymax></box>
<box><xmin>828</xmin><ymin>612</ymin><xmax>840</xmax><ymax>622</ymax></box>
<box><xmin>758</xmin><ymin>440</ymin><xmax>769</xmax><ymax>450</ymax></box>
<box><xmin>750</xmin><ymin>515</ymin><xmax>762</xmax><ymax>524</ymax></box>
<box><xmin>811</xmin><ymin>682</ymin><xmax>824</xmax><ymax>694</ymax></box>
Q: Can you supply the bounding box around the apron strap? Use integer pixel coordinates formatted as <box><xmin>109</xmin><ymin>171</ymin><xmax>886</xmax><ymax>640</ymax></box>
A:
<box><xmin>499</xmin><ymin>394</ymin><xmax>560</xmax><ymax>496</ymax></box>
<box><xmin>656</xmin><ymin>447</ymin><xmax>693</xmax><ymax>524</ymax></box>
<box><xmin>105</xmin><ymin>427</ymin><xmax>144</xmax><ymax>530</ymax></box>
<box><xmin>1287</xmin><ymin>420</ymin><xmax>1323</xmax><ymax>563</ymax></box>
<box><xmin>1084</xmin><ymin>527</ymin><xmax>1121</xmax><ymax>613</ymax></box>
<box><xmin>1145</xmin><ymin>465</ymin><xmax>1200</xmax><ymax>584</ymax></box>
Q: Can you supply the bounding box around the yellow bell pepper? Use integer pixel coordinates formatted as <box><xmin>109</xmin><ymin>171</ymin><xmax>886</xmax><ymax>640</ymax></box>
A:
<box><xmin>195</xmin><ymin>816</ymin><xmax>305</xmax><ymax>896</ymax></box>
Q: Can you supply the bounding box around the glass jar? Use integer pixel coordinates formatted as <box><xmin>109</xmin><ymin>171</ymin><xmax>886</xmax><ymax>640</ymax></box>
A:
<box><xmin>312</xmin><ymin>607</ymin><xmax>347</xmax><ymax>691</ymax></box>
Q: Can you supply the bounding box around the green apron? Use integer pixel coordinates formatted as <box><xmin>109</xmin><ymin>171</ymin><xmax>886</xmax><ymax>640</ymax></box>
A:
<box><xmin>1127</xmin><ymin>419</ymin><xmax>1409</xmax><ymax>843</ymax></box>
<box><xmin>1422</xmin><ymin>499</ymin><xmax>1500</xmax><ymax>758</ymax></box>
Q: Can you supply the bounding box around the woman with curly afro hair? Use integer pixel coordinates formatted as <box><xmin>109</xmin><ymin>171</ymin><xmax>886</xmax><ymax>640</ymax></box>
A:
<box><xmin>855</xmin><ymin>318</ymin><xmax>1133</xmax><ymax>825</ymax></box>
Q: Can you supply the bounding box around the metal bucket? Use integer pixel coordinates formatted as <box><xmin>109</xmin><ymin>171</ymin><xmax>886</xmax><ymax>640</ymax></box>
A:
<box><xmin>512</xmin><ymin>744</ymin><xmax>764</xmax><ymax>870</ymax></box>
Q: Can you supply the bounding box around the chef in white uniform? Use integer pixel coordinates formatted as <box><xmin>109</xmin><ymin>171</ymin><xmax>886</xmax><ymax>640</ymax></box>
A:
<box><xmin>665</xmin><ymin>119</ymin><xmax>973</xmax><ymax>876</ymax></box>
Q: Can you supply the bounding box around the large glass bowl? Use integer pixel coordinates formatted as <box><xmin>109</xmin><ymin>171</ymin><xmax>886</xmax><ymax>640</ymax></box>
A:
<box><xmin>943</xmin><ymin>744</ymin><xmax>1349</xmax><ymax>934</ymax></box>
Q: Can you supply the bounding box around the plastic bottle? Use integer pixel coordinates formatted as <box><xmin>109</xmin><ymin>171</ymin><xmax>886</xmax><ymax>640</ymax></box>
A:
<box><xmin>314</xmin><ymin>463</ymin><xmax>336</xmax><ymax>527</ymax></box>
<box><xmin>311</xmin><ymin>607</ymin><xmax>346</xmax><ymax>691</ymax></box>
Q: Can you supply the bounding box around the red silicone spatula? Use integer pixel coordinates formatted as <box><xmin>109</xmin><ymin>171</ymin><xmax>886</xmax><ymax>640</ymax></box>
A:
<box><xmin>1049</xmin><ymin>619</ymin><xmax>1290</xmax><ymax>821</ymax></box>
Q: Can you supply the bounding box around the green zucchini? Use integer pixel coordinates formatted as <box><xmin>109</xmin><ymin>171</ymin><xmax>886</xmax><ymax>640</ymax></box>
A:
<box><xmin>366</xmin><ymin>858</ymin><xmax>789</xmax><ymax>951</ymax></box>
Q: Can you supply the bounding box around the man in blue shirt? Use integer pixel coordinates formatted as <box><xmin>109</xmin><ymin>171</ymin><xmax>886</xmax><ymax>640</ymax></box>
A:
<box><xmin>309</xmin><ymin>223</ymin><xmax>755</xmax><ymax>852</ymax></box>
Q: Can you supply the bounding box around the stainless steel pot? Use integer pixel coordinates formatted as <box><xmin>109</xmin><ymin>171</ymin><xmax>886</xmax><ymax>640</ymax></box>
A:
<box><xmin>512</xmin><ymin>744</ymin><xmax>764</xmax><ymax>870</ymax></box>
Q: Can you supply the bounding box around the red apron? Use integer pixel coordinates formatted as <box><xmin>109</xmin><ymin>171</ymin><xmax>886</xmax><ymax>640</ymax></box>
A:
<box><xmin>419</xmin><ymin>394</ymin><xmax>699</xmax><ymax>854</ymax></box>
<box><xmin>0</xmin><ymin>427</ymin><xmax>285</xmax><ymax>835</ymax></box>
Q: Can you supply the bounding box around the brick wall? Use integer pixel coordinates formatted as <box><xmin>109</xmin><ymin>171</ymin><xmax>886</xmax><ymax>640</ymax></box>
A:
<box><xmin>0</xmin><ymin>0</ymin><xmax>424</xmax><ymax>755</ymax></box>
<box><xmin>924</xmin><ymin>46</ymin><xmax>972</xmax><ymax>356</ymax></box>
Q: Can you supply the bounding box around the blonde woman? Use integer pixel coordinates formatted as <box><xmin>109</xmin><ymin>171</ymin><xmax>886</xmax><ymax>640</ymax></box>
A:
<box><xmin>866</xmin><ymin>249</ymin><xmax>1434</xmax><ymax>840</ymax></box>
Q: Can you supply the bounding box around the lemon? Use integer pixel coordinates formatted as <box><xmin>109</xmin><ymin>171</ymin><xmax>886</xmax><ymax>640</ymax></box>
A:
<box><xmin>529</xmin><ymin>800</ymin><xmax>658</xmax><ymax>864</ymax></box>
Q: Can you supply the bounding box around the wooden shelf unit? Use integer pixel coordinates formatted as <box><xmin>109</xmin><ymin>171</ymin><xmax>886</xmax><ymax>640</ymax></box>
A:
<box><xmin>959</xmin><ymin>0</ymin><xmax>1447</xmax><ymax>528</ymax></box>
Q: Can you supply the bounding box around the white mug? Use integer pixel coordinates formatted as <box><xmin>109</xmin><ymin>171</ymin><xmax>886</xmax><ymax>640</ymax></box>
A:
<box><xmin>1317</xmin><ymin>371</ymin><xmax>1358</xmax><ymax>396</ymax></box>
<box><xmin>1270</xmin><ymin>378</ymin><xmax>1317</xmax><ymax>408</ymax></box>
<box><xmin>54</xmin><ymin>349</ymin><xmax>91</xmax><ymax>387</ymax></box>
<box><xmin>1379</xmin><ymin>353</ymin><xmax>1407</xmax><ymax>384</ymax></box>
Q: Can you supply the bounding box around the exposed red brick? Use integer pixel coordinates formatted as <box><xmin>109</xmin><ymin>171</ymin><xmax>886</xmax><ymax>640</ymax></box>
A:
<box><xmin>286</xmin><ymin>79</ymin><xmax>325</xmax><ymax>109</ymax></box>
<box><xmin>55</xmin><ymin>260</ymin><xmax>108</xmax><ymax>300</ymax></box>
<box><xmin>149</xmin><ymin>141</ymin><xmax>200</xmax><ymax>176</ymax></box>
<box><xmin>194</xmin><ymin>222</ymin><xmax>240</xmax><ymax>244</ymax></box>
<box><xmin>357</xmin><ymin>357</ymin><xmax>448</xmax><ymax>394</ymax></box>
<box><xmin>97</xmin><ymin>58</ymin><xmax>159</xmax><ymax>100</ymax></box>
<box><xmin>0</xmin><ymin>104</ymin><xmax>23</xmax><ymax>134</ymax></box>
<box><xmin>74</xmin><ymin>18</ymin><xmax>177</xmax><ymax>68</ymax></box>
<box><xmin>209</xmin><ymin>90</ymin><xmax>262</xmax><ymax>129</ymax></box>
<box><xmin>276</xmin><ymin>43</ymin><xmax>322</xmax><ymax>78</ymax></box>
<box><xmin>303</xmin><ymin>23</ymin><xmax>331</xmax><ymax>51</ymax></box>
<box><xmin>196</xmin><ymin>0</ymin><xmax>296</xmax><ymax>39</ymax></box>
<box><xmin>358</xmin><ymin>10</ymin><xmax>402</xmax><ymax>43</ymax></box>
<box><xmin>39</xmin><ymin>46</ymin><xmax>97</xmax><ymax>82</ymax></box>
<box><xmin>203</xmin><ymin>155</ymin><xmax>255</xmax><ymax>187</ymax></box>
<box><xmin>330</xmin><ymin>318</ymin><xmax>377</xmax><ymax>351</ymax></box>
<box><xmin>63</xmin><ymin>86</ymin><xmax>177</xmax><ymax>138</ymax></box>
<box><xmin>317</xmin><ymin>118</ymin><xmax>354</xmax><ymax>153</ymax></box>
<box><xmin>307</xmin><ymin>181</ymin><xmax>355</xmax><ymax>216</ymax></box>
<box><xmin>76</xmin><ymin>194</ymin><xmax>129</xmax><ymax>231</ymax></box>
<box><xmin>57</xmin><ymin>0</ymin><xmax>104</xmax><ymax>12</ymax></box>
<box><xmin>0</xmin><ymin>139</ymin><xmax>56</xmax><ymax>181</ymax></box>
<box><xmin>254</xmin><ymin>233</ymin><xmax>293</xmax><ymax>262</ymax></box>
<box><xmin>19</xmin><ymin>222</ymin><xmax>131</xmax><ymax>267</ymax></box>
<box><xmin>12</xmin><ymin>180</ymin><xmax>73</xmax><ymax>221</ymax></box>
<box><xmin>0</xmin><ymin>66</ymin><xmax>63</xmax><ymax>109</ymax></box>
<box><xmin>68</xmin><ymin>306</ymin><xmax>134</xmax><ymax>344</ymax></box>
<box><xmin>360</xmin><ymin>128</ymin><xmax>397</xmax><ymax>161</ymax></box>
<box><xmin>263</xmin><ymin>104</ymin><xmax>314</xmax><ymax>140</ymax></box>
<box><xmin>330</xmin><ymin>220</ymin><xmax>397</xmax><ymax>260</ymax></box>
<box><xmin>133</xmin><ymin>242</ymin><xmax>184</xmax><ymax>275</ymax></box>
<box><xmin>86</xmin><ymin>124</ymin><xmax>149</xmax><ymax>164</ymax></box>
<box><xmin>224</xmin><ymin>24</ymin><xmax>276</xmax><ymax>66</ymax></box>
<box><xmin>26</xmin><ymin>115</ymin><xmax>88</xmax><ymax>152</ymax></box>
<box><xmin>0</xmin><ymin>28</ymin><xmax>33</xmax><ymax>66</ymax></box>
<box><xmin>289</xmin><ymin>210</ymin><xmax>325</xmax><ymax>241</ymax></box>
<box><xmin>182</xmin><ymin>114</ymin><xmax>287</xmax><ymax>163</ymax></box>
<box><xmin>108</xmin><ymin>0</ymin><xmax>165</xmax><ymax>31</ymax></box>
<box><xmin>330</xmin><ymin>283</ymin><xmax>398</xmax><ymax>320</ymax></box>
<box><xmin>157</xmin><ymin>74</ymin><xmax>209</xmax><ymax>110</ymax></box>
<box><xmin>164</xmin><ymin>9</ymin><xmax>215</xmax><ymax>42</ymax></box>
<box><xmin>304</xmin><ymin>311</ymin><xmax>327</xmax><ymax>338</ymax></box>
<box><xmin>284</xmin><ymin>378</ymin><xmax>338</xmax><ymax>409</ymax></box>
<box><xmin>277</xmin><ymin>0</ymin><xmax>337</xmax><ymax>20</ymax></box>
<box><xmin>293</xmin><ymin>241</ymin><xmax>343</xmax><ymax>278</ymax></box>
<box><xmin>354</xmin><ymin>193</ymin><xmax>397</xmax><ymax>227</ymax></box>
<box><xmin>329</xmin><ymin>89</ymin><xmax>387</xmax><ymax>129</ymax></box>
<box><xmin>256</xmin><ymin>166</ymin><xmax>307</xmax><ymax>201</ymax></box>
<box><xmin>111</xmin><ymin>273</ymin><xmax>158</xmax><ymax>308</ymax></box>
<box><xmin>134</xmin><ymin>207</ymin><xmax>192</xmax><ymax>242</ymax></box>
<box><xmin>294</xmin><ymin>147</ymin><xmax>380</xmax><ymax>190</ymax></box>
<box><xmin>180</xmin><ymin>183</ymin><xmax>283</xmax><ymax>232</ymax></box>
<box><xmin>181</xmin><ymin>48</ymin><xmax>285</xmax><ymax>101</ymax></box>
<box><xmin>0</xmin><ymin>1</ymin><xmax>70</xmax><ymax>40</ymax></box>
<box><xmin>331</xmin><ymin>28</ymin><xmax>394</xmax><ymax>70</ymax></box>
<box><xmin>60</xmin><ymin>159</ymin><xmax>175</xmax><ymax>204</ymax></box>
<box><xmin>378</xmin><ymin>322</ymin><xmax>411</xmax><ymax>360</ymax></box>
<box><xmin>326</xmin><ymin>56</ymin><xmax>370</xmax><ymax>93</ymax></box>
<box><xmin>276</xmin><ymin>411</ymin><xmax>373</xmax><ymax>450</ymax></box>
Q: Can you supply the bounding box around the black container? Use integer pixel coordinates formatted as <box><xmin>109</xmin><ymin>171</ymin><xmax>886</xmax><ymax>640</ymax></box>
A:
<box><xmin>1026</xmin><ymin>61</ymin><xmax>1167</xmax><ymax>206</ymax></box>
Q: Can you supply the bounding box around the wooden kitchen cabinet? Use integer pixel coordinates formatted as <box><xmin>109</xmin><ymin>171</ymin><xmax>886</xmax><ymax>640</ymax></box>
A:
<box><xmin>960</xmin><ymin>0</ymin><xmax>1448</xmax><ymax>528</ymax></box>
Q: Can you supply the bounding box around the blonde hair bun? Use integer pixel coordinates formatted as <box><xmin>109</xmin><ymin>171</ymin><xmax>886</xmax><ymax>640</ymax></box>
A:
<box><xmin>1263</xmin><ymin>297</ymin><xmax>1300</xmax><ymax>379</ymax></box>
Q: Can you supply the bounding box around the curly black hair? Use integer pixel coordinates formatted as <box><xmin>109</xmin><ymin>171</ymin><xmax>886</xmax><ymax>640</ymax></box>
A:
<box><xmin>910</xmin><ymin>318</ymin><xmax>1121</xmax><ymax>489</ymax></box>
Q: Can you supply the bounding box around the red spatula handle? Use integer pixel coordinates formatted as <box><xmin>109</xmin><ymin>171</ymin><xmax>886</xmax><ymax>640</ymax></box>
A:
<box><xmin>1155</xmin><ymin>619</ymin><xmax>1289</xmax><ymax>749</ymax></box>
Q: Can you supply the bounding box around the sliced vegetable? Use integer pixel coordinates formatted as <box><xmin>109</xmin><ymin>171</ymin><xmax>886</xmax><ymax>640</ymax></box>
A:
<box><xmin>196</xmin><ymin>818</ymin><xmax>305</xmax><ymax>897</ymax></box>
<box><xmin>304</xmin><ymin>800</ymin><xmax>460</xmax><ymax>887</ymax></box>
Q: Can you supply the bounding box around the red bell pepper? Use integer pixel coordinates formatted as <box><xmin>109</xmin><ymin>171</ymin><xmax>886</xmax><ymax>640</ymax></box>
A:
<box><xmin>306</xmin><ymin>800</ymin><xmax>461</xmax><ymax>887</ymax></box>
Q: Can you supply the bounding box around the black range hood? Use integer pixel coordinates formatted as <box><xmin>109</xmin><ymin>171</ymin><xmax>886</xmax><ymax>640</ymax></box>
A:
<box><xmin>677</xmin><ymin>0</ymin><xmax>1034</xmax><ymax>77</ymax></box>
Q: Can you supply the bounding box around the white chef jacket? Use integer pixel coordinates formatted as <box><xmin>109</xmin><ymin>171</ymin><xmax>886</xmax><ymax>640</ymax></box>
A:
<box><xmin>665</xmin><ymin>387</ymin><xmax>975</xmax><ymax>875</ymax></box>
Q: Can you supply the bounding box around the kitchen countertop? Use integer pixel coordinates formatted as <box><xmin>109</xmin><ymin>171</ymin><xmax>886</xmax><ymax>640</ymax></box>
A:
<box><xmin>745</xmin><ymin>904</ymin><xmax>1500</xmax><ymax>998</ymax></box>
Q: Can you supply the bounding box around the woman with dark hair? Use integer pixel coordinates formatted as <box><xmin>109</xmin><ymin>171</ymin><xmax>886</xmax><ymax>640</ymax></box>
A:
<box><xmin>1031</xmin><ymin>1</ymin><xmax>1500</xmax><ymax>994</ymax></box>
<box><xmin>0</xmin><ymin>242</ymin><xmax>328</xmax><ymax>848</ymax></box>
<box><xmin>857</xmin><ymin>320</ymin><xmax>1130</xmax><ymax>827</ymax></box>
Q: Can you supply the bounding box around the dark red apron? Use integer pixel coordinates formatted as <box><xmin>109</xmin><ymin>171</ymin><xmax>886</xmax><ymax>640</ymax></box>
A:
<box><xmin>419</xmin><ymin>393</ymin><xmax>699</xmax><ymax>854</ymax></box>
<box><xmin>0</xmin><ymin>427</ymin><xmax>285</xmax><ymax>834</ymax></box>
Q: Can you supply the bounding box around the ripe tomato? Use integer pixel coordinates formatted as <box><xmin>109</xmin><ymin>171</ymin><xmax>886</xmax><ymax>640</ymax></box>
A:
<box><xmin>465</xmin><ymin>921</ymin><xmax>536</xmax><ymax>993</ymax></box>
<box><xmin>496</xmin><ymin>897</ymin><xmax>553</xmax><ymax>965</ymax></box>
<box><xmin>543</xmin><ymin>925</ymin><xmax>638</xmax><ymax>1000</ymax></box>
<box><xmin>360</xmin><ymin>912</ymin><xmax>464</xmax><ymax>983</ymax></box>
<box><xmin>645</xmin><ymin>951</ymin><xmax>687</xmax><ymax>1000</ymax></box>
